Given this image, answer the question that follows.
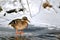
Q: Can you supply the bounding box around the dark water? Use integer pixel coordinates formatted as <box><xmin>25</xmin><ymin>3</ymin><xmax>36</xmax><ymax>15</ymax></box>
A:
<box><xmin>0</xmin><ymin>25</ymin><xmax>60</xmax><ymax>40</ymax></box>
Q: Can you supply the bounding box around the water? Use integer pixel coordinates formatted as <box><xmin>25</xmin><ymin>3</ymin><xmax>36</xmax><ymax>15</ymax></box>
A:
<box><xmin>0</xmin><ymin>25</ymin><xmax>60</xmax><ymax>40</ymax></box>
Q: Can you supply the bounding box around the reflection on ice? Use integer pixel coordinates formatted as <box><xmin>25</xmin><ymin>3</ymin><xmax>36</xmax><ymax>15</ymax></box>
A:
<box><xmin>0</xmin><ymin>25</ymin><xmax>60</xmax><ymax>40</ymax></box>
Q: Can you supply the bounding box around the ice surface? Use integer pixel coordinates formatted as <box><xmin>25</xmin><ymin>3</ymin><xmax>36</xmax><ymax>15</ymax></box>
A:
<box><xmin>0</xmin><ymin>25</ymin><xmax>60</xmax><ymax>40</ymax></box>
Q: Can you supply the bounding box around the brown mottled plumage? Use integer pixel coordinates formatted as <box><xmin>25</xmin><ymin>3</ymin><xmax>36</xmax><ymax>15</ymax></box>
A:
<box><xmin>43</xmin><ymin>0</ymin><xmax>52</xmax><ymax>8</ymax></box>
<box><xmin>43</xmin><ymin>2</ymin><xmax>52</xmax><ymax>8</ymax></box>
<box><xmin>9</xmin><ymin>16</ymin><xmax>30</xmax><ymax>35</ymax></box>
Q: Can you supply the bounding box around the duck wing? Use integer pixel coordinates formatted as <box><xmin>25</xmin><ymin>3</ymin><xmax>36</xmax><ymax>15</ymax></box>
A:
<box><xmin>9</xmin><ymin>19</ymin><xmax>21</xmax><ymax>24</ymax></box>
<box><xmin>9</xmin><ymin>19</ymin><xmax>22</xmax><ymax>28</ymax></box>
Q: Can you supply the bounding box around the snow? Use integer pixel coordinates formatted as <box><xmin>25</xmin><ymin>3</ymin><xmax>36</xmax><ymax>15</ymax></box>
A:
<box><xmin>0</xmin><ymin>0</ymin><xmax>60</xmax><ymax>30</ymax></box>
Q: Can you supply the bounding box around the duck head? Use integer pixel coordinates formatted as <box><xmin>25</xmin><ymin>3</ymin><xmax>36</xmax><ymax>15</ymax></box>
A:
<box><xmin>22</xmin><ymin>16</ymin><xmax>30</xmax><ymax>22</ymax></box>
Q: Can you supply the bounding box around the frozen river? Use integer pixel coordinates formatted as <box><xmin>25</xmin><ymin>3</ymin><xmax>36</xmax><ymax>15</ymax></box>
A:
<box><xmin>0</xmin><ymin>25</ymin><xmax>60</xmax><ymax>40</ymax></box>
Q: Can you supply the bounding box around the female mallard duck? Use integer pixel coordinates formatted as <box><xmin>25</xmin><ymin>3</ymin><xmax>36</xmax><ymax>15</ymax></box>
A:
<box><xmin>9</xmin><ymin>16</ymin><xmax>30</xmax><ymax>35</ymax></box>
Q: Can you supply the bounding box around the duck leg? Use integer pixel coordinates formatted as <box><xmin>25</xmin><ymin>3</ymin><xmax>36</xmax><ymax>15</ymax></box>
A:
<box><xmin>19</xmin><ymin>30</ymin><xmax>24</xmax><ymax>35</ymax></box>
<box><xmin>16</xmin><ymin>29</ymin><xmax>20</xmax><ymax>35</ymax></box>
